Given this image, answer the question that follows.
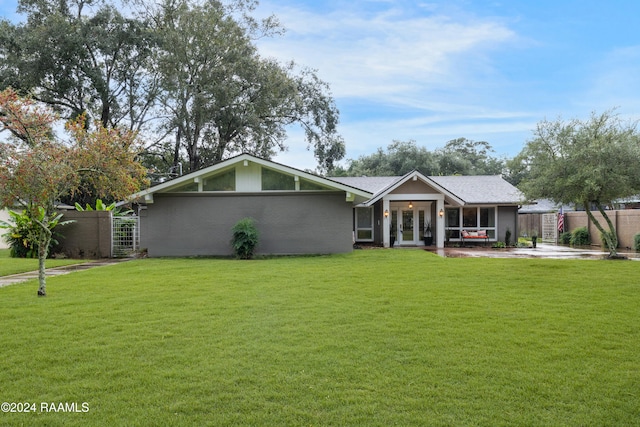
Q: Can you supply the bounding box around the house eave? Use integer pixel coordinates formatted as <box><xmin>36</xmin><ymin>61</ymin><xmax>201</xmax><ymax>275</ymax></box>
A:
<box><xmin>128</xmin><ymin>153</ymin><xmax>372</xmax><ymax>204</ymax></box>
<box><xmin>362</xmin><ymin>170</ymin><xmax>466</xmax><ymax>206</ymax></box>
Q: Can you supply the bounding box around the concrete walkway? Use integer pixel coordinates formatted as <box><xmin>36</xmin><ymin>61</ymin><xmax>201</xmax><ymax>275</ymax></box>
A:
<box><xmin>0</xmin><ymin>258</ymin><xmax>131</xmax><ymax>288</ymax></box>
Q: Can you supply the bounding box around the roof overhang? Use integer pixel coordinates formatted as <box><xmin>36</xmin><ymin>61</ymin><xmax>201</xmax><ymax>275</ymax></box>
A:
<box><xmin>128</xmin><ymin>153</ymin><xmax>372</xmax><ymax>204</ymax></box>
<box><xmin>361</xmin><ymin>170</ymin><xmax>465</xmax><ymax>207</ymax></box>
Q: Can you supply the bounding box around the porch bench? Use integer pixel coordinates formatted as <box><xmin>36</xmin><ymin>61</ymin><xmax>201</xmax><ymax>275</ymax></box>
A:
<box><xmin>461</xmin><ymin>230</ymin><xmax>489</xmax><ymax>246</ymax></box>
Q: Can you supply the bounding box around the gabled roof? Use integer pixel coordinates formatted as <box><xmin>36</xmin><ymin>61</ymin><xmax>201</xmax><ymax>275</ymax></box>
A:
<box><xmin>332</xmin><ymin>172</ymin><xmax>524</xmax><ymax>206</ymax></box>
<box><xmin>428</xmin><ymin>175</ymin><xmax>524</xmax><ymax>205</ymax></box>
<box><xmin>129</xmin><ymin>153</ymin><xmax>372</xmax><ymax>203</ymax></box>
<box><xmin>128</xmin><ymin>154</ymin><xmax>523</xmax><ymax>207</ymax></box>
<box><xmin>329</xmin><ymin>176</ymin><xmax>399</xmax><ymax>194</ymax></box>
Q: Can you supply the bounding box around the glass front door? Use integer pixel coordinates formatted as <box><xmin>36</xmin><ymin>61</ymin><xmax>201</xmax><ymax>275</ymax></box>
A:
<box><xmin>391</xmin><ymin>203</ymin><xmax>432</xmax><ymax>246</ymax></box>
<box><xmin>400</xmin><ymin>210</ymin><xmax>415</xmax><ymax>244</ymax></box>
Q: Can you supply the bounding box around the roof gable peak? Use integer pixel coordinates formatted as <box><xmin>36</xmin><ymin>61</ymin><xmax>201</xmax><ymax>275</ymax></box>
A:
<box><xmin>129</xmin><ymin>153</ymin><xmax>372</xmax><ymax>203</ymax></box>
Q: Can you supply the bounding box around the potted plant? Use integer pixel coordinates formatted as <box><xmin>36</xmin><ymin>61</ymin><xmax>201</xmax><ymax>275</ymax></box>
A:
<box><xmin>423</xmin><ymin>220</ymin><xmax>433</xmax><ymax>246</ymax></box>
<box><xmin>390</xmin><ymin>223</ymin><xmax>396</xmax><ymax>247</ymax></box>
<box><xmin>531</xmin><ymin>230</ymin><xmax>538</xmax><ymax>248</ymax></box>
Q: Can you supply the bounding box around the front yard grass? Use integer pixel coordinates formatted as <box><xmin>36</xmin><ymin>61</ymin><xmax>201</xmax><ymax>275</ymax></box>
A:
<box><xmin>0</xmin><ymin>250</ymin><xmax>638</xmax><ymax>426</ymax></box>
<box><xmin>0</xmin><ymin>249</ymin><xmax>86</xmax><ymax>277</ymax></box>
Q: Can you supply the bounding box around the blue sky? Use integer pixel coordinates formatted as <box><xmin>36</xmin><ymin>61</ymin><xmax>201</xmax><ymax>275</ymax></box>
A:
<box><xmin>3</xmin><ymin>0</ymin><xmax>640</xmax><ymax>170</ymax></box>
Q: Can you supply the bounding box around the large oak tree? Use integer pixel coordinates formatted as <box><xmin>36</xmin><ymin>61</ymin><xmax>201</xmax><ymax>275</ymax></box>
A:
<box><xmin>1</xmin><ymin>0</ymin><xmax>345</xmax><ymax>176</ymax></box>
<box><xmin>0</xmin><ymin>0</ymin><xmax>158</xmax><ymax>132</ymax></box>
<box><xmin>152</xmin><ymin>0</ymin><xmax>344</xmax><ymax>173</ymax></box>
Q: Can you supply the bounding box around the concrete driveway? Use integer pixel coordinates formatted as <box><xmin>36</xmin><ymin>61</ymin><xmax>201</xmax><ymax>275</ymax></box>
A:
<box><xmin>426</xmin><ymin>242</ymin><xmax>640</xmax><ymax>260</ymax></box>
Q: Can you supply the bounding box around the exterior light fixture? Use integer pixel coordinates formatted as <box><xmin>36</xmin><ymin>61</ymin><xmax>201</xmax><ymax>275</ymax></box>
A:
<box><xmin>409</xmin><ymin>201</ymin><xmax>413</xmax><ymax>209</ymax></box>
<box><xmin>384</xmin><ymin>209</ymin><xmax>389</xmax><ymax>218</ymax></box>
<box><xmin>439</xmin><ymin>208</ymin><xmax>444</xmax><ymax>218</ymax></box>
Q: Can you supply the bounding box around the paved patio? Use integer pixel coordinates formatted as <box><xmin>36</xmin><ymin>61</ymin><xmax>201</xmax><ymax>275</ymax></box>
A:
<box><xmin>425</xmin><ymin>242</ymin><xmax>640</xmax><ymax>260</ymax></box>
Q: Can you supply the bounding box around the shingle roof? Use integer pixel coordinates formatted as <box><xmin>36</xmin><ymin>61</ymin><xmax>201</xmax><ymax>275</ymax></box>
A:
<box><xmin>129</xmin><ymin>153</ymin><xmax>373</xmax><ymax>203</ymax></box>
<box><xmin>519</xmin><ymin>199</ymin><xmax>574</xmax><ymax>214</ymax></box>
<box><xmin>428</xmin><ymin>175</ymin><xmax>523</xmax><ymax>204</ymax></box>
<box><xmin>330</xmin><ymin>174</ymin><xmax>523</xmax><ymax>205</ymax></box>
<box><xmin>329</xmin><ymin>176</ymin><xmax>399</xmax><ymax>194</ymax></box>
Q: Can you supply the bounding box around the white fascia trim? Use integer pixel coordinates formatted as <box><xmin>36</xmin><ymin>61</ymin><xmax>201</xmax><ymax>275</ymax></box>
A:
<box><xmin>129</xmin><ymin>157</ymin><xmax>237</xmax><ymax>201</ymax></box>
<box><xmin>363</xmin><ymin>171</ymin><xmax>464</xmax><ymax>206</ymax></box>
<box><xmin>385</xmin><ymin>193</ymin><xmax>444</xmax><ymax>201</ymax></box>
<box><xmin>247</xmin><ymin>156</ymin><xmax>371</xmax><ymax>198</ymax></box>
<box><xmin>129</xmin><ymin>153</ymin><xmax>372</xmax><ymax>202</ymax></box>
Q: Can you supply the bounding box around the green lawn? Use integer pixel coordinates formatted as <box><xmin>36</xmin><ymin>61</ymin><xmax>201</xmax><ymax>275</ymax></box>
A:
<box><xmin>1</xmin><ymin>250</ymin><xmax>638</xmax><ymax>426</ymax></box>
<box><xmin>0</xmin><ymin>249</ymin><xmax>86</xmax><ymax>276</ymax></box>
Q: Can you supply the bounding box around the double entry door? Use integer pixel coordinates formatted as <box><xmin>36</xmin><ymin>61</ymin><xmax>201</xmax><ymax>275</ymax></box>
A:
<box><xmin>391</xmin><ymin>203</ymin><xmax>431</xmax><ymax>245</ymax></box>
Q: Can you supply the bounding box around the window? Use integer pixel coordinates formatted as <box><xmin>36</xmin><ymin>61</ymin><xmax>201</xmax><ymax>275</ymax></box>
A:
<box><xmin>445</xmin><ymin>208</ymin><xmax>460</xmax><ymax>227</ymax></box>
<box><xmin>445</xmin><ymin>207</ymin><xmax>497</xmax><ymax>240</ymax></box>
<box><xmin>391</xmin><ymin>210</ymin><xmax>398</xmax><ymax>236</ymax></box>
<box><xmin>463</xmin><ymin>208</ymin><xmax>477</xmax><ymax>227</ymax></box>
<box><xmin>262</xmin><ymin>168</ymin><xmax>295</xmax><ymax>190</ymax></box>
<box><xmin>480</xmin><ymin>207</ymin><xmax>495</xmax><ymax>227</ymax></box>
<box><xmin>203</xmin><ymin>169</ymin><xmax>235</xmax><ymax>191</ymax></box>
<box><xmin>355</xmin><ymin>207</ymin><xmax>374</xmax><ymax>241</ymax></box>
<box><xmin>173</xmin><ymin>182</ymin><xmax>198</xmax><ymax>192</ymax></box>
<box><xmin>300</xmin><ymin>179</ymin><xmax>328</xmax><ymax>191</ymax></box>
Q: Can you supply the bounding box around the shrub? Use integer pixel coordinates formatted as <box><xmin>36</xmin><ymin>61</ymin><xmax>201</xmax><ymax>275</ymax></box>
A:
<box><xmin>75</xmin><ymin>199</ymin><xmax>133</xmax><ymax>215</ymax></box>
<box><xmin>492</xmin><ymin>241</ymin><xmax>506</xmax><ymax>249</ymax></box>
<box><xmin>505</xmin><ymin>228</ymin><xmax>512</xmax><ymax>247</ymax></box>
<box><xmin>231</xmin><ymin>218</ymin><xmax>259</xmax><ymax>259</ymax></box>
<box><xmin>559</xmin><ymin>232</ymin><xmax>572</xmax><ymax>245</ymax></box>
<box><xmin>0</xmin><ymin>210</ymin><xmax>66</xmax><ymax>258</ymax></box>
<box><xmin>570</xmin><ymin>226</ymin><xmax>590</xmax><ymax>246</ymax></box>
<box><xmin>634</xmin><ymin>233</ymin><xmax>640</xmax><ymax>252</ymax></box>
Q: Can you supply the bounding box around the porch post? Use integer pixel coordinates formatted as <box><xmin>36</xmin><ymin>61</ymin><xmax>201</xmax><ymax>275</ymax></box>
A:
<box><xmin>436</xmin><ymin>198</ymin><xmax>445</xmax><ymax>248</ymax></box>
<box><xmin>382</xmin><ymin>197</ymin><xmax>390</xmax><ymax>247</ymax></box>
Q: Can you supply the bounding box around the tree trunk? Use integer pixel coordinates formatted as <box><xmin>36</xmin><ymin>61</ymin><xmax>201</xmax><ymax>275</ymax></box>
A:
<box><xmin>37</xmin><ymin>237</ymin><xmax>49</xmax><ymax>296</ymax></box>
<box><xmin>37</xmin><ymin>245</ymin><xmax>47</xmax><ymax>296</ymax></box>
<box><xmin>584</xmin><ymin>201</ymin><xmax>619</xmax><ymax>258</ymax></box>
<box><xmin>36</xmin><ymin>223</ymin><xmax>52</xmax><ymax>297</ymax></box>
<box><xmin>173</xmin><ymin>126</ymin><xmax>182</xmax><ymax>168</ymax></box>
<box><xmin>596</xmin><ymin>203</ymin><xmax>619</xmax><ymax>251</ymax></box>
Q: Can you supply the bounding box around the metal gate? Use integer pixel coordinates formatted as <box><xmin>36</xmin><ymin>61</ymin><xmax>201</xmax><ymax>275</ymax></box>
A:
<box><xmin>112</xmin><ymin>216</ymin><xmax>139</xmax><ymax>257</ymax></box>
<box><xmin>541</xmin><ymin>213</ymin><xmax>557</xmax><ymax>243</ymax></box>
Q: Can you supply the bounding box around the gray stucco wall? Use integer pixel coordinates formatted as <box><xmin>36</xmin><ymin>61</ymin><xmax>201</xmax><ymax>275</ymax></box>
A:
<box><xmin>57</xmin><ymin>210</ymin><xmax>112</xmax><ymax>258</ymax></box>
<box><xmin>140</xmin><ymin>192</ymin><xmax>354</xmax><ymax>257</ymax></box>
<box><xmin>497</xmin><ymin>206</ymin><xmax>518</xmax><ymax>243</ymax></box>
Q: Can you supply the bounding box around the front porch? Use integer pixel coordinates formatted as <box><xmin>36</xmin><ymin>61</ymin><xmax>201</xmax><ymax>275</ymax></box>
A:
<box><xmin>381</xmin><ymin>195</ymin><xmax>446</xmax><ymax>248</ymax></box>
<box><xmin>356</xmin><ymin>201</ymin><xmax>513</xmax><ymax>249</ymax></box>
<box><xmin>344</xmin><ymin>170</ymin><xmax>521</xmax><ymax>251</ymax></box>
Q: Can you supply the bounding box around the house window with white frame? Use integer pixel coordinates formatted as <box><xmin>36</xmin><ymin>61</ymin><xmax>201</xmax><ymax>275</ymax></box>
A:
<box><xmin>355</xmin><ymin>207</ymin><xmax>374</xmax><ymax>241</ymax></box>
<box><xmin>446</xmin><ymin>207</ymin><xmax>496</xmax><ymax>240</ymax></box>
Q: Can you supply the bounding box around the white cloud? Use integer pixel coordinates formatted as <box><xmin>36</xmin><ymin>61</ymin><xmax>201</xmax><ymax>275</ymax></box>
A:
<box><xmin>257</xmin><ymin>0</ymin><xmax>532</xmax><ymax>170</ymax></box>
<box><xmin>255</xmin><ymin>2</ymin><xmax>517</xmax><ymax>104</ymax></box>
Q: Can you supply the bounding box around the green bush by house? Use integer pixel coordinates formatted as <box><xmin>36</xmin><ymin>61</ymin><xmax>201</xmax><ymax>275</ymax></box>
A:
<box><xmin>231</xmin><ymin>217</ymin><xmax>259</xmax><ymax>259</ymax></box>
<box><xmin>570</xmin><ymin>226</ymin><xmax>590</xmax><ymax>246</ymax></box>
